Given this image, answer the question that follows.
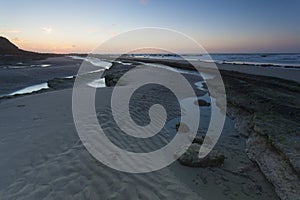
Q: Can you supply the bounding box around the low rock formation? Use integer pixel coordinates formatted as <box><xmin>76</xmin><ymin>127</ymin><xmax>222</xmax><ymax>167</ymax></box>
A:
<box><xmin>194</xmin><ymin>99</ymin><xmax>211</xmax><ymax>106</ymax></box>
<box><xmin>178</xmin><ymin>143</ymin><xmax>225</xmax><ymax>167</ymax></box>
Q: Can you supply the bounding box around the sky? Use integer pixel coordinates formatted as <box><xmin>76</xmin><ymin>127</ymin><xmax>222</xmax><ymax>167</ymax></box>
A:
<box><xmin>0</xmin><ymin>0</ymin><xmax>300</xmax><ymax>53</ymax></box>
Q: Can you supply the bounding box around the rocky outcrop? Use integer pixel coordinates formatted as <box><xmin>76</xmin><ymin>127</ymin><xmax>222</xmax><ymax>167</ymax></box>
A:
<box><xmin>103</xmin><ymin>59</ymin><xmax>300</xmax><ymax>199</ymax></box>
<box><xmin>103</xmin><ymin>62</ymin><xmax>136</xmax><ymax>86</ymax></box>
<box><xmin>246</xmin><ymin>133</ymin><xmax>300</xmax><ymax>200</ymax></box>
<box><xmin>194</xmin><ymin>99</ymin><xmax>211</xmax><ymax>106</ymax></box>
<box><xmin>178</xmin><ymin>143</ymin><xmax>225</xmax><ymax>167</ymax></box>
<box><xmin>104</xmin><ymin>73</ymin><xmax>121</xmax><ymax>87</ymax></box>
<box><xmin>228</xmin><ymin>105</ymin><xmax>300</xmax><ymax>200</ymax></box>
<box><xmin>192</xmin><ymin>136</ymin><xmax>204</xmax><ymax>145</ymax></box>
<box><xmin>47</xmin><ymin>77</ymin><xmax>75</xmax><ymax>90</ymax></box>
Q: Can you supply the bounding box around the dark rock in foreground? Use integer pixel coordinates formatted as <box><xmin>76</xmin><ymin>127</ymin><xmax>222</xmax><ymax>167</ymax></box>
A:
<box><xmin>47</xmin><ymin>77</ymin><xmax>75</xmax><ymax>90</ymax></box>
<box><xmin>103</xmin><ymin>62</ymin><xmax>136</xmax><ymax>87</ymax></box>
<box><xmin>178</xmin><ymin>143</ymin><xmax>225</xmax><ymax>167</ymax></box>
<box><xmin>194</xmin><ymin>99</ymin><xmax>211</xmax><ymax>106</ymax></box>
<box><xmin>192</xmin><ymin>136</ymin><xmax>204</xmax><ymax>145</ymax></box>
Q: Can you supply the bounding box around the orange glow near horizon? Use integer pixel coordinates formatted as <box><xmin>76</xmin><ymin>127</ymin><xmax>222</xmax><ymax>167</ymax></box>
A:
<box><xmin>8</xmin><ymin>36</ymin><xmax>98</xmax><ymax>54</ymax></box>
<box><xmin>2</xmin><ymin>31</ymin><xmax>300</xmax><ymax>54</ymax></box>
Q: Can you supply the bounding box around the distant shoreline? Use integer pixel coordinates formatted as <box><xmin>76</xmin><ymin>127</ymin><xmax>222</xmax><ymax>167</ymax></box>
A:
<box><xmin>119</xmin><ymin>56</ymin><xmax>300</xmax><ymax>83</ymax></box>
<box><xmin>1</xmin><ymin>54</ymin><xmax>300</xmax><ymax>99</ymax></box>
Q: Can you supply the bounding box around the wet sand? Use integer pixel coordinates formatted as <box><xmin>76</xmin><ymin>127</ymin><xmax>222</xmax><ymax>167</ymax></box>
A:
<box><xmin>0</xmin><ymin>56</ymin><xmax>98</xmax><ymax>95</ymax></box>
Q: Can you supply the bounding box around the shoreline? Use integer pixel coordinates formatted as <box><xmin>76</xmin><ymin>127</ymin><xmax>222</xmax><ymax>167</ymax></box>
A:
<box><xmin>120</xmin><ymin>57</ymin><xmax>300</xmax><ymax>83</ymax></box>
<box><xmin>1</xmin><ymin>55</ymin><xmax>299</xmax><ymax>98</ymax></box>
<box><xmin>0</xmin><ymin>56</ymin><xmax>299</xmax><ymax>199</ymax></box>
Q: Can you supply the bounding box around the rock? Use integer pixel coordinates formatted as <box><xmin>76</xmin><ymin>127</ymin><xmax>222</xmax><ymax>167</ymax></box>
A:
<box><xmin>104</xmin><ymin>74</ymin><xmax>119</xmax><ymax>86</ymax></box>
<box><xmin>47</xmin><ymin>77</ymin><xmax>74</xmax><ymax>90</ymax></box>
<box><xmin>194</xmin><ymin>99</ymin><xmax>211</xmax><ymax>107</ymax></box>
<box><xmin>103</xmin><ymin>63</ymin><xmax>135</xmax><ymax>87</ymax></box>
<box><xmin>178</xmin><ymin>143</ymin><xmax>225</xmax><ymax>167</ymax></box>
<box><xmin>192</xmin><ymin>136</ymin><xmax>204</xmax><ymax>144</ymax></box>
<box><xmin>246</xmin><ymin>134</ymin><xmax>300</xmax><ymax>199</ymax></box>
<box><xmin>175</xmin><ymin>122</ymin><xmax>190</xmax><ymax>133</ymax></box>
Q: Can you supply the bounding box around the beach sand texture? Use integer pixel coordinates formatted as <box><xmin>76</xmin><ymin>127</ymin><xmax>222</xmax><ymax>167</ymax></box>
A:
<box><xmin>0</xmin><ymin>60</ymin><xmax>285</xmax><ymax>199</ymax></box>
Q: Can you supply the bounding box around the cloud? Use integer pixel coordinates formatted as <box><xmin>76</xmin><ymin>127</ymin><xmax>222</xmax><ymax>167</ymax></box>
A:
<box><xmin>0</xmin><ymin>30</ymin><xmax>21</xmax><ymax>33</ymax></box>
<box><xmin>42</xmin><ymin>26</ymin><xmax>52</xmax><ymax>34</ymax></box>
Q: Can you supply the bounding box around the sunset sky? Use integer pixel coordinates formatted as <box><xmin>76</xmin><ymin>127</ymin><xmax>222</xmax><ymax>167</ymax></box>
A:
<box><xmin>1</xmin><ymin>0</ymin><xmax>300</xmax><ymax>53</ymax></box>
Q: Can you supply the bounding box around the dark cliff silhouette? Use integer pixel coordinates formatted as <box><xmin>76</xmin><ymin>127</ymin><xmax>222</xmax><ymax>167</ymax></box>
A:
<box><xmin>0</xmin><ymin>36</ymin><xmax>37</xmax><ymax>55</ymax></box>
<box><xmin>0</xmin><ymin>36</ymin><xmax>60</xmax><ymax>65</ymax></box>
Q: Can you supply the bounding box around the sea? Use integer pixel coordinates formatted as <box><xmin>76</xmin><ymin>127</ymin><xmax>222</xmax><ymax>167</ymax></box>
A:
<box><xmin>132</xmin><ymin>53</ymin><xmax>300</xmax><ymax>68</ymax></box>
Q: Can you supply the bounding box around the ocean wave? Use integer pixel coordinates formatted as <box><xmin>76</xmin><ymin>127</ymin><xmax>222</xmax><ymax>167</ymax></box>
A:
<box><xmin>69</xmin><ymin>56</ymin><xmax>112</xmax><ymax>69</ymax></box>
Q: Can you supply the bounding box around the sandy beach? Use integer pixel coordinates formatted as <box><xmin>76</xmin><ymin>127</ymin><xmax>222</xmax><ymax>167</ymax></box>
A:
<box><xmin>0</xmin><ymin>88</ymin><xmax>200</xmax><ymax>199</ymax></box>
<box><xmin>1</xmin><ymin>55</ymin><xmax>299</xmax><ymax>199</ymax></box>
<box><xmin>1</xmin><ymin>0</ymin><xmax>300</xmax><ymax>198</ymax></box>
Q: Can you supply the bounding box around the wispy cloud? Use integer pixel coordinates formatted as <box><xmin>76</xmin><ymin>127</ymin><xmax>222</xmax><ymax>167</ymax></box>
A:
<box><xmin>0</xmin><ymin>30</ymin><xmax>21</xmax><ymax>34</ymax></box>
<box><xmin>42</xmin><ymin>26</ymin><xmax>52</xmax><ymax>34</ymax></box>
